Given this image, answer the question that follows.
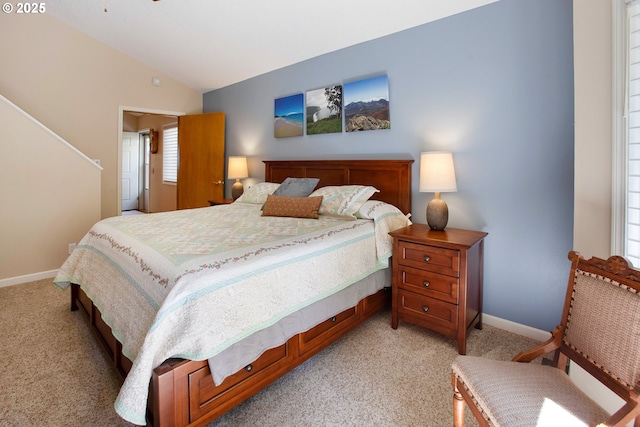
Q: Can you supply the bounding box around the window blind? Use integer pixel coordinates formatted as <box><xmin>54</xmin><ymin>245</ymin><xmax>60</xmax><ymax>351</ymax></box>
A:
<box><xmin>163</xmin><ymin>126</ymin><xmax>178</xmax><ymax>183</ymax></box>
<box><xmin>627</xmin><ymin>1</ymin><xmax>640</xmax><ymax>266</ymax></box>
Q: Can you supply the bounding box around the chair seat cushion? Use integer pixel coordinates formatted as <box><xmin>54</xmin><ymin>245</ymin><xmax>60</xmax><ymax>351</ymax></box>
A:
<box><xmin>452</xmin><ymin>356</ymin><xmax>610</xmax><ymax>427</ymax></box>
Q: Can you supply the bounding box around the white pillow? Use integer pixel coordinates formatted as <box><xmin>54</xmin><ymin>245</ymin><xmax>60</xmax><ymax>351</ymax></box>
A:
<box><xmin>354</xmin><ymin>200</ymin><xmax>412</xmax><ymax>264</ymax></box>
<box><xmin>356</xmin><ymin>200</ymin><xmax>403</xmax><ymax>220</ymax></box>
<box><xmin>309</xmin><ymin>185</ymin><xmax>379</xmax><ymax>219</ymax></box>
<box><xmin>234</xmin><ymin>182</ymin><xmax>280</xmax><ymax>204</ymax></box>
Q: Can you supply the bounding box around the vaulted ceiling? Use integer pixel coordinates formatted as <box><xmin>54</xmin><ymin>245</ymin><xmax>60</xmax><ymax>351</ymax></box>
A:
<box><xmin>47</xmin><ymin>0</ymin><xmax>498</xmax><ymax>93</ymax></box>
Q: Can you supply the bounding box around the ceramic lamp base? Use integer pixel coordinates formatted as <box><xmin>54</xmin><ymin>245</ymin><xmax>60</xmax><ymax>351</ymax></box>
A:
<box><xmin>426</xmin><ymin>192</ymin><xmax>448</xmax><ymax>230</ymax></box>
<box><xmin>231</xmin><ymin>179</ymin><xmax>244</xmax><ymax>200</ymax></box>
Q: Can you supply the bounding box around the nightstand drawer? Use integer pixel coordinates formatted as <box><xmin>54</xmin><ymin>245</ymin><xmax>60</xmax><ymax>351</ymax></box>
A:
<box><xmin>397</xmin><ymin>241</ymin><xmax>460</xmax><ymax>277</ymax></box>
<box><xmin>397</xmin><ymin>265</ymin><xmax>459</xmax><ymax>304</ymax></box>
<box><xmin>398</xmin><ymin>290</ymin><xmax>458</xmax><ymax>332</ymax></box>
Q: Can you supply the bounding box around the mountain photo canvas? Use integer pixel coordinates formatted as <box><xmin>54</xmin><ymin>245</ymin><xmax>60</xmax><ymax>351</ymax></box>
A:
<box><xmin>274</xmin><ymin>93</ymin><xmax>304</xmax><ymax>138</ymax></box>
<box><xmin>344</xmin><ymin>74</ymin><xmax>390</xmax><ymax>132</ymax></box>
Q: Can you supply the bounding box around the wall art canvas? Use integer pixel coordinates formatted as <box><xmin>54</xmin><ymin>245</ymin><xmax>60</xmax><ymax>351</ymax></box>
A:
<box><xmin>274</xmin><ymin>93</ymin><xmax>304</xmax><ymax>138</ymax></box>
<box><xmin>343</xmin><ymin>74</ymin><xmax>390</xmax><ymax>132</ymax></box>
<box><xmin>305</xmin><ymin>85</ymin><xmax>343</xmax><ymax>135</ymax></box>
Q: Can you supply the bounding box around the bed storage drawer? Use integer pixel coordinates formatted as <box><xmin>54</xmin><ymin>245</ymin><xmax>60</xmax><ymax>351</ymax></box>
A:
<box><xmin>188</xmin><ymin>340</ymin><xmax>293</xmax><ymax>422</ymax></box>
<box><xmin>298</xmin><ymin>306</ymin><xmax>357</xmax><ymax>356</ymax></box>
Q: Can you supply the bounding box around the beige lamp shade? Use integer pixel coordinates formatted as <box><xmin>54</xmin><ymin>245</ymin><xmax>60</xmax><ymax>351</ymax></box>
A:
<box><xmin>420</xmin><ymin>152</ymin><xmax>457</xmax><ymax>230</ymax></box>
<box><xmin>419</xmin><ymin>152</ymin><xmax>457</xmax><ymax>193</ymax></box>
<box><xmin>227</xmin><ymin>156</ymin><xmax>248</xmax><ymax>179</ymax></box>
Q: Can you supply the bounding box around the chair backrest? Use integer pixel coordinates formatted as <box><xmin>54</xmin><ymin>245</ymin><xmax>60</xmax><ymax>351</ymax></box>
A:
<box><xmin>559</xmin><ymin>251</ymin><xmax>640</xmax><ymax>401</ymax></box>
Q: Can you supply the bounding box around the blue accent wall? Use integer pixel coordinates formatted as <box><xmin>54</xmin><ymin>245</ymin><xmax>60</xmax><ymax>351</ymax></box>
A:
<box><xmin>203</xmin><ymin>0</ymin><xmax>574</xmax><ymax>332</ymax></box>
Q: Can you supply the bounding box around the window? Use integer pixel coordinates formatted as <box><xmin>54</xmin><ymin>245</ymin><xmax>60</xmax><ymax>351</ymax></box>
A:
<box><xmin>613</xmin><ymin>0</ymin><xmax>640</xmax><ymax>266</ymax></box>
<box><xmin>627</xmin><ymin>2</ymin><xmax>640</xmax><ymax>266</ymax></box>
<box><xmin>163</xmin><ymin>126</ymin><xmax>178</xmax><ymax>183</ymax></box>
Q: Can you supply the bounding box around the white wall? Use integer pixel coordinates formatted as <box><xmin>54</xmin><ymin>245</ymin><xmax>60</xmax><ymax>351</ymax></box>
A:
<box><xmin>573</xmin><ymin>0</ymin><xmax>613</xmax><ymax>260</ymax></box>
<box><xmin>0</xmin><ymin>95</ymin><xmax>101</xmax><ymax>282</ymax></box>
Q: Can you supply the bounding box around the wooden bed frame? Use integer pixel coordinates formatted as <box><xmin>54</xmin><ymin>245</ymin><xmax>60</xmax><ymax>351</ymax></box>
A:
<box><xmin>70</xmin><ymin>158</ymin><xmax>413</xmax><ymax>427</ymax></box>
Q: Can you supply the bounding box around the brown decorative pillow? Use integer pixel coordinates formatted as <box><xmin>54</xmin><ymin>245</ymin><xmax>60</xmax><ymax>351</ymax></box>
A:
<box><xmin>261</xmin><ymin>195</ymin><xmax>323</xmax><ymax>219</ymax></box>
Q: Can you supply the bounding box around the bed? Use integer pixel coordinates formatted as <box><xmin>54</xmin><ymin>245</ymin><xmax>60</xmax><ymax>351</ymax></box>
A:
<box><xmin>54</xmin><ymin>158</ymin><xmax>413</xmax><ymax>427</ymax></box>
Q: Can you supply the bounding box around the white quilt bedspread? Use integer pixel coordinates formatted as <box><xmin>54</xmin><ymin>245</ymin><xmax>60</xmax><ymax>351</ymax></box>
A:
<box><xmin>54</xmin><ymin>201</ymin><xmax>410</xmax><ymax>425</ymax></box>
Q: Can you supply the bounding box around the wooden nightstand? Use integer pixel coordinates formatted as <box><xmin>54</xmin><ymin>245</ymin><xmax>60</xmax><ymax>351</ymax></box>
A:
<box><xmin>208</xmin><ymin>199</ymin><xmax>234</xmax><ymax>206</ymax></box>
<box><xmin>389</xmin><ymin>224</ymin><xmax>487</xmax><ymax>354</ymax></box>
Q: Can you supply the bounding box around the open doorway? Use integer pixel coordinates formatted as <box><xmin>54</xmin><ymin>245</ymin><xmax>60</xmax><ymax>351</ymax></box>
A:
<box><xmin>118</xmin><ymin>107</ymin><xmax>184</xmax><ymax>215</ymax></box>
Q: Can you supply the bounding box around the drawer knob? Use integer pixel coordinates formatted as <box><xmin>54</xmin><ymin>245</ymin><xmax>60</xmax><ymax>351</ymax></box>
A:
<box><xmin>331</xmin><ymin>316</ymin><xmax>337</xmax><ymax>322</ymax></box>
<box><xmin>245</xmin><ymin>364</ymin><xmax>253</xmax><ymax>372</ymax></box>
<box><xmin>422</xmin><ymin>306</ymin><xmax>429</xmax><ymax>313</ymax></box>
<box><xmin>423</xmin><ymin>280</ymin><xmax>430</xmax><ymax>287</ymax></box>
<box><xmin>423</xmin><ymin>255</ymin><xmax>431</xmax><ymax>262</ymax></box>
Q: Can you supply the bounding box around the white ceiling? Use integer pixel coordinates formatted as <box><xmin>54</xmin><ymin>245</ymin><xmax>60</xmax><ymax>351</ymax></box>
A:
<box><xmin>47</xmin><ymin>0</ymin><xmax>498</xmax><ymax>93</ymax></box>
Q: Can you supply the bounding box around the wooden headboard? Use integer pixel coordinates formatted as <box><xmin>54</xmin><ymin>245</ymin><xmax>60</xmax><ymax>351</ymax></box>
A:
<box><xmin>263</xmin><ymin>159</ymin><xmax>413</xmax><ymax>215</ymax></box>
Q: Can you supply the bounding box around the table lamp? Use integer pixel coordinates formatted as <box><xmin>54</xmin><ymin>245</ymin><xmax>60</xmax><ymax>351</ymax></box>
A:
<box><xmin>419</xmin><ymin>152</ymin><xmax>457</xmax><ymax>230</ymax></box>
<box><xmin>228</xmin><ymin>156</ymin><xmax>248</xmax><ymax>200</ymax></box>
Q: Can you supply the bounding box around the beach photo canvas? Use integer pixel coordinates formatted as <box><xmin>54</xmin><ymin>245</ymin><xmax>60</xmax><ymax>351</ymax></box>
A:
<box><xmin>344</xmin><ymin>74</ymin><xmax>390</xmax><ymax>132</ymax></box>
<box><xmin>274</xmin><ymin>93</ymin><xmax>304</xmax><ymax>138</ymax></box>
<box><xmin>306</xmin><ymin>85</ymin><xmax>342</xmax><ymax>135</ymax></box>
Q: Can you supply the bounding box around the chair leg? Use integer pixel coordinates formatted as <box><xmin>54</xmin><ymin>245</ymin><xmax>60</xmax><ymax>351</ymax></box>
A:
<box><xmin>453</xmin><ymin>387</ymin><xmax>465</xmax><ymax>427</ymax></box>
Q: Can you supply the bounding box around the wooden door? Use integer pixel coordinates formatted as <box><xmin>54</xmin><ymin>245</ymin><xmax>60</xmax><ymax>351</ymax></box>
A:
<box><xmin>177</xmin><ymin>112</ymin><xmax>225</xmax><ymax>209</ymax></box>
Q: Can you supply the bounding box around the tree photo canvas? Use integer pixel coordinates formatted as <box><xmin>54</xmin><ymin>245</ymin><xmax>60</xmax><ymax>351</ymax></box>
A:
<box><xmin>305</xmin><ymin>85</ymin><xmax>342</xmax><ymax>135</ymax></box>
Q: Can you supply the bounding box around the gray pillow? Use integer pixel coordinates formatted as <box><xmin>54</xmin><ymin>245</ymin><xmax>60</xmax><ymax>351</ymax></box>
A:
<box><xmin>272</xmin><ymin>177</ymin><xmax>320</xmax><ymax>198</ymax></box>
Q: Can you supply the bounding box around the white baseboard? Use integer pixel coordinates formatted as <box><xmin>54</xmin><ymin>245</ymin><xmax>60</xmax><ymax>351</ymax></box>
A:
<box><xmin>483</xmin><ymin>313</ymin><xmax>550</xmax><ymax>342</ymax></box>
<box><xmin>0</xmin><ymin>270</ymin><xmax>58</xmax><ymax>288</ymax></box>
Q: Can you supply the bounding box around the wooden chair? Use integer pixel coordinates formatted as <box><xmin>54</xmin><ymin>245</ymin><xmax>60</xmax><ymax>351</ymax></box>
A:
<box><xmin>451</xmin><ymin>251</ymin><xmax>640</xmax><ymax>427</ymax></box>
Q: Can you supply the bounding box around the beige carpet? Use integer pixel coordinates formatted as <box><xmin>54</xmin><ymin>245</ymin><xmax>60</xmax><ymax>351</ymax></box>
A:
<box><xmin>0</xmin><ymin>279</ymin><xmax>542</xmax><ymax>427</ymax></box>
